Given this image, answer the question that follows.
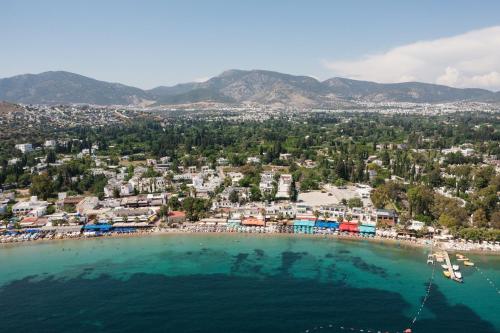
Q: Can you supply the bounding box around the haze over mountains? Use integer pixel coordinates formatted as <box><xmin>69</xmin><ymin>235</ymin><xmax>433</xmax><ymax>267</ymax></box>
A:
<box><xmin>1</xmin><ymin>69</ymin><xmax>499</xmax><ymax>107</ymax></box>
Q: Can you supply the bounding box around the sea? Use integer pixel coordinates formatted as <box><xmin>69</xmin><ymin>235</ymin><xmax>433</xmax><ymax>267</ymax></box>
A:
<box><xmin>0</xmin><ymin>234</ymin><xmax>499</xmax><ymax>333</ymax></box>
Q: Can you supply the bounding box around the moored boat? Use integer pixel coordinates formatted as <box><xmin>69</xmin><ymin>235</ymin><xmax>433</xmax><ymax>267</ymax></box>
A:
<box><xmin>453</xmin><ymin>264</ymin><xmax>460</xmax><ymax>271</ymax></box>
<box><xmin>435</xmin><ymin>253</ymin><xmax>445</xmax><ymax>263</ymax></box>
<box><xmin>443</xmin><ymin>270</ymin><xmax>451</xmax><ymax>278</ymax></box>
<box><xmin>464</xmin><ymin>261</ymin><xmax>475</xmax><ymax>266</ymax></box>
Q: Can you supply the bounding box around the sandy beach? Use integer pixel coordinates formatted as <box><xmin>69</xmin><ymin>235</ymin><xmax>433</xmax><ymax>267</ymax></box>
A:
<box><xmin>2</xmin><ymin>227</ymin><xmax>499</xmax><ymax>255</ymax></box>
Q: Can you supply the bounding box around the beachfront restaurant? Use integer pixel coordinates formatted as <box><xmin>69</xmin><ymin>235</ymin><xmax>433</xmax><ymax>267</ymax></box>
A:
<box><xmin>83</xmin><ymin>224</ymin><xmax>112</xmax><ymax>234</ymax></box>
<box><xmin>242</xmin><ymin>217</ymin><xmax>265</xmax><ymax>227</ymax></box>
<box><xmin>339</xmin><ymin>221</ymin><xmax>359</xmax><ymax>233</ymax></box>
<box><xmin>315</xmin><ymin>220</ymin><xmax>340</xmax><ymax>230</ymax></box>
<box><xmin>358</xmin><ymin>224</ymin><xmax>376</xmax><ymax>235</ymax></box>
<box><xmin>227</xmin><ymin>219</ymin><xmax>241</xmax><ymax>231</ymax></box>
<box><xmin>293</xmin><ymin>220</ymin><xmax>315</xmax><ymax>234</ymax></box>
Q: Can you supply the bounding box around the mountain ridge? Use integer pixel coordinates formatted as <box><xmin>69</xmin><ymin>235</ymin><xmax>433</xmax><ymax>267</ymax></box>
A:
<box><xmin>1</xmin><ymin>69</ymin><xmax>499</xmax><ymax>106</ymax></box>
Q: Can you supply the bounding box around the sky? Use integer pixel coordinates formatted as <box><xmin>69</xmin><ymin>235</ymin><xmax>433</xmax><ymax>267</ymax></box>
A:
<box><xmin>1</xmin><ymin>0</ymin><xmax>500</xmax><ymax>90</ymax></box>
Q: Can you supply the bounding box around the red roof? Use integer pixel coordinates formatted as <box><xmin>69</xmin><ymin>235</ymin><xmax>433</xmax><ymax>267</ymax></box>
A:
<box><xmin>21</xmin><ymin>217</ymin><xmax>38</xmax><ymax>223</ymax></box>
<box><xmin>339</xmin><ymin>222</ymin><xmax>359</xmax><ymax>232</ymax></box>
<box><xmin>168</xmin><ymin>211</ymin><xmax>186</xmax><ymax>218</ymax></box>
<box><xmin>242</xmin><ymin>218</ymin><xmax>265</xmax><ymax>226</ymax></box>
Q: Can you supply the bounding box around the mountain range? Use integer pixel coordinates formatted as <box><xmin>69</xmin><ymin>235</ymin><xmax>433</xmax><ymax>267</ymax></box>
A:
<box><xmin>1</xmin><ymin>69</ymin><xmax>500</xmax><ymax>107</ymax></box>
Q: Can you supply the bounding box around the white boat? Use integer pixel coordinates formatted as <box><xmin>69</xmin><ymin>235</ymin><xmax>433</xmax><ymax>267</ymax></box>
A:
<box><xmin>455</xmin><ymin>271</ymin><xmax>462</xmax><ymax>279</ymax></box>
<box><xmin>441</xmin><ymin>264</ymin><xmax>449</xmax><ymax>269</ymax></box>
<box><xmin>453</xmin><ymin>265</ymin><xmax>460</xmax><ymax>271</ymax></box>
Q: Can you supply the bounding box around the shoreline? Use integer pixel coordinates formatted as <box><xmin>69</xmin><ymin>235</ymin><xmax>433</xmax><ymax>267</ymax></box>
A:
<box><xmin>2</xmin><ymin>228</ymin><xmax>499</xmax><ymax>255</ymax></box>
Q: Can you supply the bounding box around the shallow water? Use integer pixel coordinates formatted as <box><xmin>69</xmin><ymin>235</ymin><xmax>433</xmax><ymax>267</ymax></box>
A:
<box><xmin>0</xmin><ymin>234</ymin><xmax>499</xmax><ymax>332</ymax></box>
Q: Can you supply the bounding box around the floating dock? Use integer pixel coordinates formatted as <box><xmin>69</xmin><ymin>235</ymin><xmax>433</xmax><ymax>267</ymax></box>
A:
<box><xmin>442</xmin><ymin>251</ymin><xmax>462</xmax><ymax>283</ymax></box>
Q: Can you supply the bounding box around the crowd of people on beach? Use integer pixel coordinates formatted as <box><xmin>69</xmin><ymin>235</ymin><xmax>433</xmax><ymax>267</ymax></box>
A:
<box><xmin>1</xmin><ymin>224</ymin><xmax>499</xmax><ymax>253</ymax></box>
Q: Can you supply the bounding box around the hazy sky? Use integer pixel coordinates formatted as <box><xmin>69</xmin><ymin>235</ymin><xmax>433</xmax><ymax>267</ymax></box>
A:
<box><xmin>2</xmin><ymin>0</ymin><xmax>500</xmax><ymax>90</ymax></box>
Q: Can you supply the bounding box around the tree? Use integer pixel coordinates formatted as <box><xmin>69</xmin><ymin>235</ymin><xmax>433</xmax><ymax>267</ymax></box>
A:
<box><xmin>432</xmin><ymin>194</ymin><xmax>468</xmax><ymax>227</ymax></box>
<box><xmin>407</xmin><ymin>185</ymin><xmax>434</xmax><ymax>218</ymax></box>
<box><xmin>490</xmin><ymin>211</ymin><xmax>500</xmax><ymax>229</ymax></box>
<box><xmin>168</xmin><ymin>196</ymin><xmax>181</xmax><ymax>211</ymax></box>
<box><xmin>427</xmin><ymin>168</ymin><xmax>442</xmax><ymax>187</ymax></box>
<box><xmin>158</xmin><ymin>205</ymin><xmax>169</xmax><ymax>219</ymax></box>
<box><xmin>438</xmin><ymin>213</ymin><xmax>457</xmax><ymax>228</ymax></box>
<box><xmin>46</xmin><ymin>205</ymin><xmax>56</xmax><ymax>215</ymax></box>
<box><xmin>30</xmin><ymin>173</ymin><xmax>54</xmax><ymax>200</ymax></box>
<box><xmin>380</xmin><ymin>150</ymin><xmax>390</xmax><ymax>166</ymax></box>
<box><xmin>371</xmin><ymin>186</ymin><xmax>390</xmax><ymax>209</ymax></box>
<box><xmin>347</xmin><ymin>197</ymin><xmax>363</xmax><ymax>208</ymax></box>
<box><xmin>473</xmin><ymin>166</ymin><xmax>495</xmax><ymax>189</ymax></box>
<box><xmin>472</xmin><ymin>208</ymin><xmax>489</xmax><ymax>228</ymax></box>
<box><xmin>229</xmin><ymin>190</ymin><xmax>239</xmax><ymax>203</ymax></box>
<box><xmin>289</xmin><ymin>179</ymin><xmax>298</xmax><ymax>202</ymax></box>
<box><xmin>250</xmin><ymin>186</ymin><xmax>262</xmax><ymax>202</ymax></box>
<box><xmin>46</xmin><ymin>150</ymin><xmax>57</xmax><ymax>164</ymax></box>
<box><xmin>370</xmin><ymin>181</ymin><xmax>402</xmax><ymax>209</ymax></box>
<box><xmin>182</xmin><ymin>197</ymin><xmax>209</xmax><ymax>221</ymax></box>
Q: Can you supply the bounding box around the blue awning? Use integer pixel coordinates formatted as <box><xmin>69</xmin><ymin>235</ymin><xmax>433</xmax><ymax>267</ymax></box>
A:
<box><xmin>84</xmin><ymin>224</ymin><xmax>112</xmax><ymax>231</ymax></box>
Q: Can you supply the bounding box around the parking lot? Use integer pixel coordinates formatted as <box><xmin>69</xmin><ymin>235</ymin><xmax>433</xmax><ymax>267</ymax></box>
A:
<box><xmin>297</xmin><ymin>184</ymin><xmax>373</xmax><ymax>207</ymax></box>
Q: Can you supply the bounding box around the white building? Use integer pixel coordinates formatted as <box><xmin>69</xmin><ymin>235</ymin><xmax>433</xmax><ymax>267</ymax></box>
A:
<box><xmin>12</xmin><ymin>196</ymin><xmax>48</xmax><ymax>217</ymax></box>
<box><xmin>276</xmin><ymin>174</ymin><xmax>292</xmax><ymax>198</ymax></box>
<box><xmin>15</xmin><ymin>143</ymin><xmax>33</xmax><ymax>154</ymax></box>
<box><xmin>247</xmin><ymin>156</ymin><xmax>261</xmax><ymax>164</ymax></box>
<box><xmin>44</xmin><ymin>140</ymin><xmax>57</xmax><ymax>148</ymax></box>
<box><xmin>217</xmin><ymin>157</ymin><xmax>229</xmax><ymax>166</ymax></box>
<box><xmin>259</xmin><ymin>172</ymin><xmax>275</xmax><ymax>194</ymax></box>
<box><xmin>8</xmin><ymin>158</ymin><xmax>20</xmax><ymax>166</ymax></box>
<box><xmin>227</xmin><ymin>172</ymin><xmax>244</xmax><ymax>185</ymax></box>
<box><xmin>279</xmin><ymin>153</ymin><xmax>292</xmax><ymax>161</ymax></box>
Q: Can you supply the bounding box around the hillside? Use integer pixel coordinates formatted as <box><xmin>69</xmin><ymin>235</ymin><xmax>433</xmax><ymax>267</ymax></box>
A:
<box><xmin>0</xmin><ymin>71</ymin><xmax>150</xmax><ymax>105</ymax></box>
<box><xmin>1</xmin><ymin>70</ymin><xmax>499</xmax><ymax>106</ymax></box>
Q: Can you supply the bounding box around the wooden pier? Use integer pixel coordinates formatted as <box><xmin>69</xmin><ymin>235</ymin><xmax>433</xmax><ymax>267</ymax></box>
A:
<box><xmin>443</xmin><ymin>251</ymin><xmax>462</xmax><ymax>283</ymax></box>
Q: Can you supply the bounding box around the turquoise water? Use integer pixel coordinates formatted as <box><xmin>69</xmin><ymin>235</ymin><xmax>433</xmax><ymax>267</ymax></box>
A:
<box><xmin>0</xmin><ymin>234</ymin><xmax>499</xmax><ymax>333</ymax></box>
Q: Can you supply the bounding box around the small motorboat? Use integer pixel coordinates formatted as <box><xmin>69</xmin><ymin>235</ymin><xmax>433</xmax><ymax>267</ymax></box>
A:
<box><xmin>453</xmin><ymin>264</ymin><xmax>460</xmax><ymax>271</ymax></box>
<box><xmin>442</xmin><ymin>264</ymin><xmax>449</xmax><ymax>269</ymax></box>
<box><xmin>455</xmin><ymin>271</ymin><xmax>462</xmax><ymax>279</ymax></box>
<box><xmin>464</xmin><ymin>261</ymin><xmax>475</xmax><ymax>267</ymax></box>
<box><xmin>443</xmin><ymin>270</ymin><xmax>451</xmax><ymax>278</ymax></box>
<box><xmin>427</xmin><ymin>254</ymin><xmax>434</xmax><ymax>264</ymax></box>
<box><xmin>456</xmin><ymin>254</ymin><xmax>465</xmax><ymax>259</ymax></box>
<box><xmin>457</xmin><ymin>257</ymin><xmax>469</xmax><ymax>261</ymax></box>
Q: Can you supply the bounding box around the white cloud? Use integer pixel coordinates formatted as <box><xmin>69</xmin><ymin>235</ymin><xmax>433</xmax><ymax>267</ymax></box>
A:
<box><xmin>324</xmin><ymin>26</ymin><xmax>500</xmax><ymax>91</ymax></box>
